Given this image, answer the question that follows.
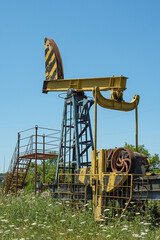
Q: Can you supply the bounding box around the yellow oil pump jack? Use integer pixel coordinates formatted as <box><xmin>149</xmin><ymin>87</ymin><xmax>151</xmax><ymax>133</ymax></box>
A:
<box><xmin>43</xmin><ymin>38</ymin><xmax>149</xmax><ymax>221</ymax></box>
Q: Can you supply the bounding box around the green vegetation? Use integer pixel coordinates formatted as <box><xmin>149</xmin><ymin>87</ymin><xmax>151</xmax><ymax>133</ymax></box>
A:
<box><xmin>24</xmin><ymin>157</ymin><xmax>57</xmax><ymax>193</ymax></box>
<box><xmin>0</xmin><ymin>189</ymin><xmax>160</xmax><ymax>240</ymax></box>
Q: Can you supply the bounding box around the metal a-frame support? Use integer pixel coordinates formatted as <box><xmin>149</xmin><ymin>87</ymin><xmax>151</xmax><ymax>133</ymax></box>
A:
<box><xmin>55</xmin><ymin>89</ymin><xmax>94</xmax><ymax>183</ymax></box>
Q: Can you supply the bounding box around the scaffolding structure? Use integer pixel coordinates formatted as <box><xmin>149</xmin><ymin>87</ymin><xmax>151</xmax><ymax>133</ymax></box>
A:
<box><xmin>55</xmin><ymin>90</ymin><xmax>94</xmax><ymax>183</ymax></box>
<box><xmin>5</xmin><ymin>126</ymin><xmax>60</xmax><ymax>194</ymax></box>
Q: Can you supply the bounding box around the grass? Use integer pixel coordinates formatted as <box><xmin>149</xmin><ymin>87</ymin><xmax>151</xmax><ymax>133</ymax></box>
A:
<box><xmin>0</xmin><ymin>189</ymin><xmax>160</xmax><ymax>240</ymax></box>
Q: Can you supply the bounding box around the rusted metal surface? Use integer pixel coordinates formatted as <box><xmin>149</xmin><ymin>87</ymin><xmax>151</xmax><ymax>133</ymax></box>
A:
<box><xmin>111</xmin><ymin>148</ymin><xmax>136</xmax><ymax>173</ymax></box>
<box><xmin>44</xmin><ymin>38</ymin><xmax>64</xmax><ymax>84</ymax></box>
<box><xmin>5</xmin><ymin>126</ymin><xmax>60</xmax><ymax>194</ymax></box>
<box><xmin>20</xmin><ymin>153</ymin><xmax>58</xmax><ymax>160</ymax></box>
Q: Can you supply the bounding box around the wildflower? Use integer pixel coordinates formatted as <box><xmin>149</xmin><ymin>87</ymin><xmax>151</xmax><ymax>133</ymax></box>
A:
<box><xmin>102</xmin><ymin>229</ymin><xmax>107</xmax><ymax>232</ymax></box>
<box><xmin>121</xmin><ymin>228</ymin><xmax>128</xmax><ymax>231</ymax></box>
<box><xmin>104</xmin><ymin>208</ymin><xmax>110</xmax><ymax>212</ymax></box>
<box><xmin>141</xmin><ymin>232</ymin><xmax>147</xmax><ymax>236</ymax></box>
<box><xmin>100</xmin><ymin>219</ymin><xmax>105</xmax><ymax>221</ymax></box>
<box><xmin>100</xmin><ymin>224</ymin><xmax>104</xmax><ymax>227</ymax></box>
<box><xmin>144</xmin><ymin>223</ymin><xmax>151</xmax><ymax>225</ymax></box>
<box><xmin>135</xmin><ymin>213</ymin><xmax>140</xmax><ymax>215</ymax></box>
<box><xmin>24</xmin><ymin>219</ymin><xmax>29</xmax><ymax>222</ymax></box>
<box><xmin>1</xmin><ymin>219</ymin><xmax>8</xmax><ymax>222</ymax></box>
<box><xmin>68</xmin><ymin>229</ymin><xmax>73</xmax><ymax>231</ymax></box>
<box><xmin>31</xmin><ymin>222</ymin><xmax>37</xmax><ymax>226</ymax></box>
<box><xmin>106</xmin><ymin>235</ymin><xmax>111</xmax><ymax>238</ymax></box>
<box><xmin>110</xmin><ymin>226</ymin><xmax>113</xmax><ymax>228</ymax></box>
<box><xmin>80</xmin><ymin>221</ymin><xmax>86</xmax><ymax>224</ymax></box>
<box><xmin>60</xmin><ymin>219</ymin><xmax>66</xmax><ymax>222</ymax></box>
<box><xmin>84</xmin><ymin>203</ymin><xmax>88</xmax><ymax>207</ymax></box>
<box><xmin>89</xmin><ymin>233</ymin><xmax>93</xmax><ymax>235</ymax></box>
<box><xmin>132</xmin><ymin>234</ymin><xmax>140</xmax><ymax>237</ymax></box>
<box><xmin>72</xmin><ymin>214</ymin><xmax>76</xmax><ymax>217</ymax></box>
<box><xmin>9</xmin><ymin>225</ymin><xmax>15</xmax><ymax>227</ymax></box>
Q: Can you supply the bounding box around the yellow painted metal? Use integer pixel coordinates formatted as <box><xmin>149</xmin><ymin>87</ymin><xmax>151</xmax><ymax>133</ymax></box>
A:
<box><xmin>78</xmin><ymin>168</ymin><xmax>90</xmax><ymax>183</ymax></box>
<box><xmin>93</xmin><ymin>87</ymin><xmax>140</xmax><ymax>112</ymax></box>
<box><xmin>106</xmin><ymin>172</ymin><xmax>128</xmax><ymax>192</ymax></box>
<box><xmin>58</xmin><ymin>172</ymin><xmax>150</xmax><ymax>222</ymax></box>
<box><xmin>94</xmin><ymin>88</ymin><xmax>97</xmax><ymax>175</ymax></box>
<box><xmin>135</xmin><ymin>107</ymin><xmax>138</xmax><ymax>151</ymax></box>
<box><xmin>43</xmin><ymin>76</ymin><xmax>127</xmax><ymax>92</ymax></box>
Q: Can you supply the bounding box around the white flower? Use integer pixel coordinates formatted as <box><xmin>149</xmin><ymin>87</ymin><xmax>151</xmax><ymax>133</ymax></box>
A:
<box><xmin>1</xmin><ymin>219</ymin><xmax>8</xmax><ymax>222</ymax></box>
<box><xmin>68</xmin><ymin>229</ymin><xmax>73</xmax><ymax>231</ymax></box>
<box><xmin>31</xmin><ymin>222</ymin><xmax>36</xmax><ymax>226</ymax></box>
<box><xmin>121</xmin><ymin>228</ymin><xmax>128</xmax><ymax>231</ymax></box>
<box><xmin>141</xmin><ymin>232</ymin><xmax>147</xmax><ymax>236</ymax></box>
<box><xmin>144</xmin><ymin>223</ymin><xmax>151</xmax><ymax>225</ymax></box>
<box><xmin>84</xmin><ymin>203</ymin><xmax>88</xmax><ymax>207</ymax></box>
<box><xmin>104</xmin><ymin>209</ymin><xmax>110</xmax><ymax>212</ymax></box>
<box><xmin>60</xmin><ymin>219</ymin><xmax>66</xmax><ymax>222</ymax></box>
<box><xmin>24</xmin><ymin>219</ymin><xmax>29</xmax><ymax>222</ymax></box>
<box><xmin>80</xmin><ymin>221</ymin><xmax>86</xmax><ymax>224</ymax></box>
<box><xmin>132</xmin><ymin>234</ymin><xmax>140</xmax><ymax>237</ymax></box>
<box><xmin>106</xmin><ymin>235</ymin><xmax>111</xmax><ymax>238</ymax></box>
<box><xmin>72</xmin><ymin>215</ymin><xmax>76</xmax><ymax>218</ymax></box>
<box><xmin>135</xmin><ymin>213</ymin><xmax>140</xmax><ymax>215</ymax></box>
<box><xmin>59</xmin><ymin>233</ymin><xmax>64</xmax><ymax>235</ymax></box>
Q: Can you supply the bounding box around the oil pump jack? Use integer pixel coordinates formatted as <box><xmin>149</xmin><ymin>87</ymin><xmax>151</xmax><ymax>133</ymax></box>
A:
<box><xmin>43</xmin><ymin>38</ymin><xmax>160</xmax><ymax>221</ymax></box>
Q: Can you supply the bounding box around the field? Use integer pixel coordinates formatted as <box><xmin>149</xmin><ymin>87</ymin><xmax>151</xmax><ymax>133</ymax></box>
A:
<box><xmin>0</xmin><ymin>189</ymin><xmax>160</xmax><ymax>240</ymax></box>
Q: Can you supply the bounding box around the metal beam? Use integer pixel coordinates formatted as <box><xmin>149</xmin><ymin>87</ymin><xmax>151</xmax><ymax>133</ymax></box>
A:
<box><xmin>43</xmin><ymin>76</ymin><xmax>127</xmax><ymax>93</ymax></box>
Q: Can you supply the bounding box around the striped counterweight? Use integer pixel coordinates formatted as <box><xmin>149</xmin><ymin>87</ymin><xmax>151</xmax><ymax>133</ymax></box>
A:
<box><xmin>45</xmin><ymin>38</ymin><xmax>64</xmax><ymax>81</ymax></box>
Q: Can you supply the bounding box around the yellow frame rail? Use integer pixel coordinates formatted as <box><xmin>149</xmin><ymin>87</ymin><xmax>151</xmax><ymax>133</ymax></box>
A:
<box><xmin>43</xmin><ymin>76</ymin><xmax>127</xmax><ymax>93</ymax></box>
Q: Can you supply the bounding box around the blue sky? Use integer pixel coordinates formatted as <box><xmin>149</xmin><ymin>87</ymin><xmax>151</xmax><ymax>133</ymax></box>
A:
<box><xmin>0</xmin><ymin>0</ymin><xmax>160</xmax><ymax>172</ymax></box>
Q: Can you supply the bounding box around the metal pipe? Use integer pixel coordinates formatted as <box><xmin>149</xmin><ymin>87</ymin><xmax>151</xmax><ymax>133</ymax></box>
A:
<box><xmin>94</xmin><ymin>87</ymin><xmax>97</xmax><ymax>174</ymax></box>
<box><xmin>17</xmin><ymin>132</ymin><xmax>20</xmax><ymax>194</ymax></box>
<box><xmin>35</xmin><ymin>126</ymin><xmax>38</xmax><ymax>195</ymax></box>
<box><xmin>43</xmin><ymin>135</ymin><xmax>45</xmax><ymax>185</ymax></box>
<box><xmin>135</xmin><ymin>107</ymin><xmax>138</xmax><ymax>152</ymax></box>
